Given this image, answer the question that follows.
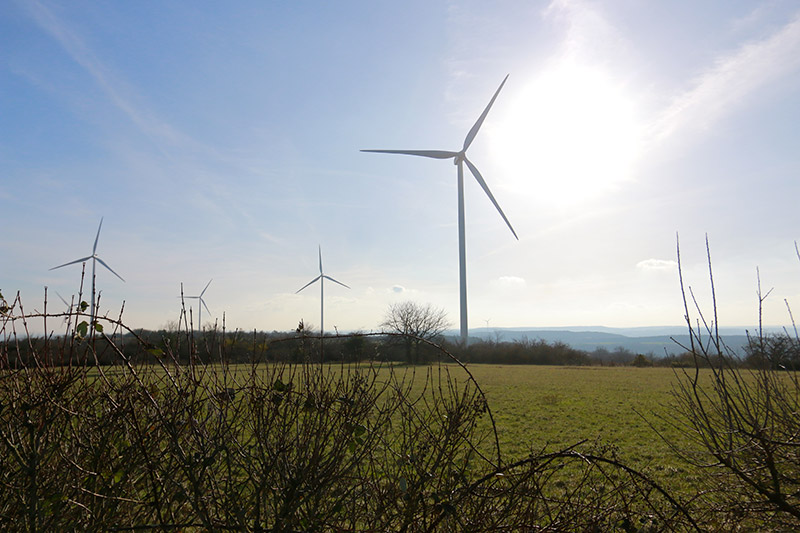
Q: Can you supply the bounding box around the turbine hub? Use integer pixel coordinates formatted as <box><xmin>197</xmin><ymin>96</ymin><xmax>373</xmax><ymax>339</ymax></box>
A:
<box><xmin>454</xmin><ymin>152</ymin><xmax>465</xmax><ymax>165</ymax></box>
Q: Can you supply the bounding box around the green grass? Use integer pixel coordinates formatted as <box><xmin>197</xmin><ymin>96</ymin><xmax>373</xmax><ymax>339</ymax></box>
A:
<box><xmin>107</xmin><ymin>361</ymin><xmax>702</xmax><ymax>466</ymax></box>
<box><xmin>466</xmin><ymin>366</ymin><xmax>676</xmax><ymax>453</ymax></box>
<box><xmin>445</xmin><ymin>364</ymin><xmax>709</xmax><ymax>493</ymax></box>
<box><xmin>84</xmin><ymin>361</ymin><xmax>727</xmax><ymax>498</ymax></box>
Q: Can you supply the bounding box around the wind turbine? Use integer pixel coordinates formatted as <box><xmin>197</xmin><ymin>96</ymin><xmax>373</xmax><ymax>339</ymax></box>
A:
<box><xmin>185</xmin><ymin>279</ymin><xmax>212</xmax><ymax>331</ymax></box>
<box><xmin>54</xmin><ymin>291</ymin><xmax>78</xmax><ymax>325</ymax></box>
<box><xmin>296</xmin><ymin>246</ymin><xmax>350</xmax><ymax>337</ymax></box>
<box><xmin>50</xmin><ymin>217</ymin><xmax>125</xmax><ymax>324</ymax></box>
<box><xmin>362</xmin><ymin>75</ymin><xmax>518</xmax><ymax>344</ymax></box>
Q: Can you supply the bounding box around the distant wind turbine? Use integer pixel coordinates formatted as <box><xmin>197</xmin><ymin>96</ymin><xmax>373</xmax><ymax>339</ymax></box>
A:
<box><xmin>362</xmin><ymin>75</ymin><xmax>518</xmax><ymax>344</ymax></box>
<box><xmin>185</xmin><ymin>279</ymin><xmax>212</xmax><ymax>331</ymax></box>
<box><xmin>50</xmin><ymin>217</ymin><xmax>125</xmax><ymax>324</ymax></box>
<box><xmin>55</xmin><ymin>291</ymin><xmax>77</xmax><ymax>324</ymax></box>
<box><xmin>296</xmin><ymin>246</ymin><xmax>350</xmax><ymax>337</ymax></box>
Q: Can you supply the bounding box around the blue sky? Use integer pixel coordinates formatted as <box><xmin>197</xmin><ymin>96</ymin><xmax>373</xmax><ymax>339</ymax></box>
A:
<box><xmin>3</xmin><ymin>0</ymin><xmax>800</xmax><ymax>334</ymax></box>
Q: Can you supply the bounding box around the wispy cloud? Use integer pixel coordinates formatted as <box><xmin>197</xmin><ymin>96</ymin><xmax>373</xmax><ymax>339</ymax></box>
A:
<box><xmin>25</xmin><ymin>1</ymin><xmax>183</xmax><ymax>142</ymax></box>
<box><xmin>19</xmin><ymin>1</ymin><xmax>281</xmax><ymax>226</ymax></box>
<box><xmin>636</xmin><ymin>259</ymin><xmax>677</xmax><ymax>272</ymax></box>
<box><xmin>22</xmin><ymin>0</ymin><xmax>208</xmax><ymax>155</ymax></box>
<box><xmin>490</xmin><ymin>276</ymin><xmax>527</xmax><ymax>289</ymax></box>
<box><xmin>649</xmin><ymin>11</ymin><xmax>800</xmax><ymax>144</ymax></box>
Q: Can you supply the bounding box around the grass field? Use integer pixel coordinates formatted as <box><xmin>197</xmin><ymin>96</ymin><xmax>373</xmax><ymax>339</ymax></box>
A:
<box><xmin>283</xmin><ymin>362</ymin><xmax>707</xmax><ymax>494</ymax></box>
<box><xmin>430</xmin><ymin>364</ymin><xmax>705</xmax><ymax>493</ymax></box>
<box><xmin>101</xmin><ymin>360</ymin><xmax>708</xmax><ymax>476</ymax></box>
<box><xmin>151</xmin><ymin>361</ymin><xmax>703</xmax><ymax>472</ymax></box>
<box><xmin>467</xmin><ymin>365</ymin><xmax>682</xmax><ymax>455</ymax></box>
<box><xmin>212</xmin><ymin>361</ymin><xmax>713</xmax><ymax>498</ymax></box>
<box><xmin>106</xmin><ymin>363</ymin><xmax>707</xmax><ymax>469</ymax></box>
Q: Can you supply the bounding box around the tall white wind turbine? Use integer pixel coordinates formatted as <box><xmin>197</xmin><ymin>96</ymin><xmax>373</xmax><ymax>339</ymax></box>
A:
<box><xmin>362</xmin><ymin>75</ymin><xmax>517</xmax><ymax>344</ymax></box>
<box><xmin>296</xmin><ymin>246</ymin><xmax>350</xmax><ymax>337</ymax></box>
<box><xmin>186</xmin><ymin>279</ymin><xmax>212</xmax><ymax>331</ymax></box>
<box><xmin>50</xmin><ymin>217</ymin><xmax>125</xmax><ymax>324</ymax></box>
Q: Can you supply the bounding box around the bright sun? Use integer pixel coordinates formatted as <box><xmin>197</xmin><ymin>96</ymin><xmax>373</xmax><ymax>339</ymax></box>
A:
<box><xmin>490</xmin><ymin>63</ymin><xmax>641</xmax><ymax>207</ymax></box>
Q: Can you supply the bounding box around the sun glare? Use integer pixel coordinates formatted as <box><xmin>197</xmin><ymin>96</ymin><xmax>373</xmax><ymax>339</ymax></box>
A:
<box><xmin>491</xmin><ymin>63</ymin><xmax>641</xmax><ymax>207</ymax></box>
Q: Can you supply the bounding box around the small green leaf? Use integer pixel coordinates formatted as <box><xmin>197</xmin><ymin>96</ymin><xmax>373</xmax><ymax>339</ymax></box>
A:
<box><xmin>94</xmin><ymin>322</ymin><xmax>103</xmax><ymax>333</ymax></box>
<box><xmin>76</xmin><ymin>321</ymin><xmax>89</xmax><ymax>337</ymax></box>
<box><xmin>147</xmin><ymin>347</ymin><xmax>164</xmax><ymax>357</ymax></box>
<box><xmin>80</xmin><ymin>301</ymin><xmax>89</xmax><ymax>312</ymax></box>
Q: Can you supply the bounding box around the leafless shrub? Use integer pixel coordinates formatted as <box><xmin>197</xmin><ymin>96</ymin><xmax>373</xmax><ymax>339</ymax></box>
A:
<box><xmin>656</xmin><ymin>235</ymin><xmax>800</xmax><ymax>530</ymax></box>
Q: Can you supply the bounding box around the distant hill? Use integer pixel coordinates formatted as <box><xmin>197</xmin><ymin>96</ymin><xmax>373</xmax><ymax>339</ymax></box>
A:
<box><xmin>447</xmin><ymin>326</ymin><xmax>777</xmax><ymax>357</ymax></box>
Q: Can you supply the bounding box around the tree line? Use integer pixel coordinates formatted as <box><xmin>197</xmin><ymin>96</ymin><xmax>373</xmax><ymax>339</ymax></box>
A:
<box><xmin>6</xmin><ymin>325</ymin><xmax>795</xmax><ymax>369</ymax></box>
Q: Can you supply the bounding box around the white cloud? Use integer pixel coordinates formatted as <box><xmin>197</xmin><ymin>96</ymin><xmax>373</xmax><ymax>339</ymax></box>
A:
<box><xmin>490</xmin><ymin>276</ymin><xmax>527</xmax><ymax>289</ymax></box>
<box><xmin>649</xmin><ymin>12</ymin><xmax>800</xmax><ymax>144</ymax></box>
<box><xmin>636</xmin><ymin>259</ymin><xmax>677</xmax><ymax>272</ymax></box>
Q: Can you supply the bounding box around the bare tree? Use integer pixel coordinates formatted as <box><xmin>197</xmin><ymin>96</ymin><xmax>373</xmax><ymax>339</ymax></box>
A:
<box><xmin>380</xmin><ymin>301</ymin><xmax>450</xmax><ymax>363</ymax></box>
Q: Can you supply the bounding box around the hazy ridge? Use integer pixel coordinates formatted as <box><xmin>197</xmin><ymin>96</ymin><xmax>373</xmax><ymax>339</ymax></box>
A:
<box><xmin>451</xmin><ymin>326</ymin><xmax>786</xmax><ymax>356</ymax></box>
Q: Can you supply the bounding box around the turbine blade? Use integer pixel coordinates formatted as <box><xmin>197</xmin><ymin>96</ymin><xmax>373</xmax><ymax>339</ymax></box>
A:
<box><xmin>55</xmin><ymin>291</ymin><xmax>70</xmax><ymax>308</ymax></box>
<box><xmin>50</xmin><ymin>256</ymin><xmax>93</xmax><ymax>270</ymax></box>
<box><xmin>95</xmin><ymin>257</ymin><xmax>126</xmax><ymax>282</ymax></box>
<box><xmin>200</xmin><ymin>279</ymin><xmax>213</xmax><ymax>297</ymax></box>
<box><xmin>361</xmin><ymin>149</ymin><xmax>458</xmax><ymax>159</ymax></box>
<box><xmin>318</xmin><ymin>245</ymin><xmax>323</xmax><ymax>274</ymax></box>
<box><xmin>200</xmin><ymin>298</ymin><xmax>211</xmax><ymax>314</ymax></box>
<box><xmin>93</xmin><ymin>217</ymin><xmax>104</xmax><ymax>254</ymax></box>
<box><xmin>323</xmin><ymin>275</ymin><xmax>350</xmax><ymax>289</ymax></box>
<box><xmin>296</xmin><ymin>275</ymin><xmax>322</xmax><ymax>294</ymax></box>
<box><xmin>464</xmin><ymin>157</ymin><xmax>518</xmax><ymax>240</ymax></box>
<box><xmin>463</xmin><ymin>74</ymin><xmax>509</xmax><ymax>152</ymax></box>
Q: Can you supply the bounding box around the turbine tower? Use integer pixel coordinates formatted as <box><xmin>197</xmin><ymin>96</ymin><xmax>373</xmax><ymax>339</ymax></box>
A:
<box><xmin>362</xmin><ymin>75</ymin><xmax>517</xmax><ymax>344</ymax></box>
<box><xmin>296</xmin><ymin>246</ymin><xmax>350</xmax><ymax>337</ymax></box>
<box><xmin>186</xmin><ymin>279</ymin><xmax>212</xmax><ymax>331</ymax></box>
<box><xmin>50</xmin><ymin>217</ymin><xmax>125</xmax><ymax>324</ymax></box>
